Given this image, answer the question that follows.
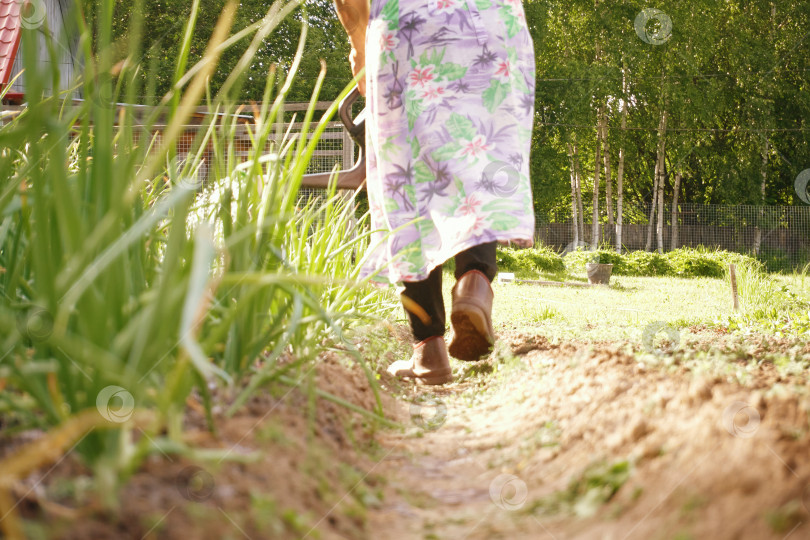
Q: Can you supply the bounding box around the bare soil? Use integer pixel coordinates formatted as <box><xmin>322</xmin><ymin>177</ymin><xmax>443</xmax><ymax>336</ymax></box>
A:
<box><xmin>7</xmin><ymin>354</ymin><xmax>394</xmax><ymax>540</ymax></box>
<box><xmin>5</xmin><ymin>328</ymin><xmax>810</xmax><ymax>539</ymax></box>
<box><xmin>371</xmin><ymin>332</ymin><xmax>810</xmax><ymax>540</ymax></box>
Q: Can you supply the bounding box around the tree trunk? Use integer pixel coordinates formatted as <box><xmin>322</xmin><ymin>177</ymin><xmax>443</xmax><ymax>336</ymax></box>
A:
<box><xmin>574</xmin><ymin>148</ymin><xmax>585</xmax><ymax>245</ymax></box>
<box><xmin>570</xmin><ymin>138</ymin><xmax>585</xmax><ymax>244</ymax></box>
<box><xmin>602</xmin><ymin>112</ymin><xmax>613</xmax><ymax>237</ymax></box>
<box><xmin>592</xmin><ymin>13</ymin><xmax>603</xmax><ymax>251</ymax></box>
<box><xmin>753</xmin><ymin>138</ymin><xmax>768</xmax><ymax>255</ymax></box>
<box><xmin>645</xmin><ymin>158</ymin><xmax>658</xmax><ymax>252</ymax></box>
<box><xmin>670</xmin><ymin>171</ymin><xmax>681</xmax><ymax>249</ymax></box>
<box><xmin>567</xmin><ymin>143</ymin><xmax>580</xmax><ymax>246</ymax></box>
<box><xmin>655</xmin><ymin>110</ymin><xmax>668</xmax><ymax>254</ymax></box>
<box><xmin>592</xmin><ymin>107</ymin><xmax>603</xmax><ymax>249</ymax></box>
<box><xmin>615</xmin><ymin>61</ymin><xmax>627</xmax><ymax>253</ymax></box>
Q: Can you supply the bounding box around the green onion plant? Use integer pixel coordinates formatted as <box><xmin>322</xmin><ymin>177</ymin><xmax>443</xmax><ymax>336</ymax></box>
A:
<box><xmin>0</xmin><ymin>0</ymin><xmax>395</xmax><ymax>504</ymax></box>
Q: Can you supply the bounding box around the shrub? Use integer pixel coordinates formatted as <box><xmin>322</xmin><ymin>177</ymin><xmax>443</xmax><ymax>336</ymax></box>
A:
<box><xmin>517</xmin><ymin>245</ymin><xmax>566</xmax><ymax>274</ymax></box>
<box><xmin>664</xmin><ymin>247</ymin><xmax>765</xmax><ymax>278</ymax></box>
<box><xmin>560</xmin><ymin>246</ymin><xmax>766</xmax><ymax>279</ymax></box>
<box><xmin>496</xmin><ymin>245</ymin><xmax>565</xmax><ymax>278</ymax></box>
<box><xmin>562</xmin><ymin>248</ymin><xmax>624</xmax><ymax>274</ymax></box>
<box><xmin>622</xmin><ymin>251</ymin><xmax>672</xmax><ymax>276</ymax></box>
<box><xmin>665</xmin><ymin>248</ymin><xmax>725</xmax><ymax>278</ymax></box>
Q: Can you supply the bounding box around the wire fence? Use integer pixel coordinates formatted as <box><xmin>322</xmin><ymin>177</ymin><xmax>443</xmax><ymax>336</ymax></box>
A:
<box><xmin>537</xmin><ymin>203</ymin><xmax>810</xmax><ymax>269</ymax></box>
<box><xmin>155</xmin><ymin>120</ymin><xmax>354</xmax><ymax>185</ymax></box>
<box><xmin>59</xmin><ymin>102</ymin><xmax>808</xmax><ymax>271</ymax></box>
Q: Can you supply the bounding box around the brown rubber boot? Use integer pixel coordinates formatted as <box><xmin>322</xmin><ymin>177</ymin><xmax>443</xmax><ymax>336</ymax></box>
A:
<box><xmin>386</xmin><ymin>336</ymin><xmax>454</xmax><ymax>385</ymax></box>
<box><xmin>448</xmin><ymin>270</ymin><xmax>495</xmax><ymax>361</ymax></box>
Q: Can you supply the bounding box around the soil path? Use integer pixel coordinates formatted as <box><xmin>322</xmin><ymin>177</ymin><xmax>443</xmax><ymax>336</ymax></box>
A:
<box><xmin>369</xmin><ymin>332</ymin><xmax>810</xmax><ymax>540</ymax></box>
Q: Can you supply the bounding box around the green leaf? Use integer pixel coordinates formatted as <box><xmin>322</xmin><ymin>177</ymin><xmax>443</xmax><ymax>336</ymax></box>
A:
<box><xmin>405</xmin><ymin>91</ymin><xmax>426</xmax><ymax>131</ymax></box>
<box><xmin>454</xmin><ymin>175</ymin><xmax>466</xmax><ymax>198</ymax></box>
<box><xmin>432</xmin><ymin>141</ymin><xmax>462</xmax><ymax>161</ymax></box>
<box><xmin>404</xmin><ymin>184</ymin><xmax>417</xmax><ymax>206</ymax></box>
<box><xmin>411</xmin><ymin>136</ymin><xmax>421</xmax><ymax>159</ymax></box>
<box><xmin>512</xmin><ymin>72</ymin><xmax>529</xmax><ymax>94</ymax></box>
<box><xmin>488</xmin><ymin>213</ymin><xmax>521</xmax><ymax>231</ymax></box>
<box><xmin>181</xmin><ymin>224</ymin><xmax>231</xmax><ymax>383</ymax></box>
<box><xmin>402</xmin><ymin>246</ymin><xmax>426</xmax><ymax>270</ymax></box>
<box><xmin>385</xmin><ymin>197</ymin><xmax>400</xmax><ymax>213</ymax></box>
<box><xmin>380</xmin><ymin>51</ymin><xmax>392</xmax><ymax>68</ymax></box>
<box><xmin>446</xmin><ymin>113</ymin><xmax>476</xmax><ymax>140</ymax></box>
<box><xmin>428</xmin><ymin>48</ymin><xmax>446</xmax><ymax>66</ymax></box>
<box><xmin>380</xmin><ymin>136</ymin><xmax>400</xmax><ymax>161</ymax></box>
<box><xmin>416</xmin><ymin>217</ymin><xmax>437</xmax><ymax>238</ymax></box>
<box><xmin>482</xmin><ymin>199</ymin><xmax>518</xmax><ymax>213</ymax></box>
<box><xmin>482</xmin><ymin>79</ymin><xmax>510</xmax><ymax>113</ymax></box>
<box><xmin>475</xmin><ymin>0</ymin><xmax>491</xmax><ymax>9</ymax></box>
<box><xmin>437</xmin><ymin>62</ymin><xmax>467</xmax><ymax>81</ymax></box>
<box><xmin>500</xmin><ymin>9</ymin><xmax>521</xmax><ymax>38</ymax></box>
<box><xmin>414</xmin><ymin>161</ymin><xmax>435</xmax><ymax>183</ymax></box>
<box><xmin>382</xmin><ymin>0</ymin><xmax>399</xmax><ymax>29</ymax></box>
<box><xmin>518</xmin><ymin>125</ymin><xmax>532</xmax><ymax>143</ymax></box>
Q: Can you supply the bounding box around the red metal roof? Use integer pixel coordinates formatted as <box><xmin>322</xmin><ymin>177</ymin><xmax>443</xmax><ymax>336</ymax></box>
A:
<box><xmin>0</xmin><ymin>0</ymin><xmax>22</xmax><ymax>87</ymax></box>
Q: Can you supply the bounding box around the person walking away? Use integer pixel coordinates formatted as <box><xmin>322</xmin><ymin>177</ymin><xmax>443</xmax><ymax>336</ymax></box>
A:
<box><xmin>334</xmin><ymin>0</ymin><xmax>536</xmax><ymax>384</ymax></box>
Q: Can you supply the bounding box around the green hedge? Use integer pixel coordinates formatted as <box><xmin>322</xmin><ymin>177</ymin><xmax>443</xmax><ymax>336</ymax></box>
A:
<box><xmin>496</xmin><ymin>245</ymin><xmax>565</xmax><ymax>278</ymax></box>
<box><xmin>496</xmin><ymin>245</ymin><xmax>765</xmax><ymax>279</ymax></box>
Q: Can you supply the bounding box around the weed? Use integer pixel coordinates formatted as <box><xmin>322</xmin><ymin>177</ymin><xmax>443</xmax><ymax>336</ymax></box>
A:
<box><xmin>281</xmin><ymin>509</ymin><xmax>317</xmax><ymax>537</ymax></box>
<box><xmin>528</xmin><ymin>460</ymin><xmax>632</xmax><ymax>518</ymax></box>
<box><xmin>764</xmin><ymin>500</ymin><xmax>803</xmax><ymax>533</ymax></box>
<box><xmin>680</xmin><ymin>494</ymin><xmax>707</xmax><ymax>516</ymax></box>
<box><xmin>250</xmin><ymin>492</ymin><xmax>285</xmax><ymax>536</ymax></box>
<box><xmin>256</xmin><ymin>420</ymin><xmax>291</xmax><ymax>445</ymax></box>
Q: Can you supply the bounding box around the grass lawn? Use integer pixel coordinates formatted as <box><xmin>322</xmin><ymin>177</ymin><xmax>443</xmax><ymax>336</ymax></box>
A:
<box><xmin>435</xmin><ymin>272</ymin><xmax>734</xmax><ymax>343</ymax></box>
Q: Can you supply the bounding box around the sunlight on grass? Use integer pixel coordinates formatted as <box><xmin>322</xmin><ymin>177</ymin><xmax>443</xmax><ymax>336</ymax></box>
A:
<box><xmin>465</xmin><ymin>275</ymin><xmax>732</xmax><ymax>342</ymax></box>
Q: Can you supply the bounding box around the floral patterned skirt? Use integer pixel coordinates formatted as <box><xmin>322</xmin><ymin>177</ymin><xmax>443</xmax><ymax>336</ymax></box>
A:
<box><xmin>361</xmin><ymin>0</ymin><xmax>536</xmax><ymax>283</ymax></box>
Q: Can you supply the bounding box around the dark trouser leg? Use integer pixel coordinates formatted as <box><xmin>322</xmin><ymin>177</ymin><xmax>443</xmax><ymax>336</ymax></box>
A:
<box><xmin>401</xmin><ymin>242</ymin><xmax>498</xmax><ymax>342</ymax></box>
<box><xmin>454</xmin><ymin>241</ymin><xmax>497</xmax><ymax>282</ymax></box>
<box><xmin>401</xmin><ymin>265</ymin><xmax>445</xmax><ymax>342</ymax></box>
<box><xmin>448</xmin><ymin>241</ymin><xmax>498</xmax><ymax>361</ymax></box>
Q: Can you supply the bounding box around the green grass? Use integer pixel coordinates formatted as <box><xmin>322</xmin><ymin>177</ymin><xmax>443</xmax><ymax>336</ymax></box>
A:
<box><xmin>432</xmin><ymin>261</ymin><xmax>809</xmax><ymax>348</ymax></box>
<box><xmin>455</xmin><ymin>275</ymin><xmax>730</xmax><ymax>342</ymax></box>
<box><xmin>427</xmin><ymin>267</ymin><xmax>810</xmax><ymax>386</ymax></box>
<box><xmin>527</xmin><ymin>460</ymin><xmax>632</xmax><ymax>518</ymax></box>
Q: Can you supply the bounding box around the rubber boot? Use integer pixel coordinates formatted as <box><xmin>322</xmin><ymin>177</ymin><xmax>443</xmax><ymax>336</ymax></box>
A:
<box><xmin>448</xmin><ymin>269</ymin><xmax>495</xmax><ymax>360</ymax></box>
<box><xmin>386</xmin><ymin>336</ymin><xmax>454</xmax><ymax>385</ymax></box>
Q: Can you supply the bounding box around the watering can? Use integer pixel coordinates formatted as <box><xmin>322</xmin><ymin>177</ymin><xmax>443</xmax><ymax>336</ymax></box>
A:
<box><xmin>300</xmin><ymin>87</ymin><xmax>366</xmax><ymax>190</ymax></box>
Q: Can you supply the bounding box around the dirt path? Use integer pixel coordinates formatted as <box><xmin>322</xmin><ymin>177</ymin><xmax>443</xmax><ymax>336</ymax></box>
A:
<box><xmin>6</xmin><ymin>329</ymin><xmax>810</xmax><ymax>539</ymax></box>
<box><xmin>370</xmin><ymin>332</ymin><xmax>810</xmax><ymax>540</ymax></box>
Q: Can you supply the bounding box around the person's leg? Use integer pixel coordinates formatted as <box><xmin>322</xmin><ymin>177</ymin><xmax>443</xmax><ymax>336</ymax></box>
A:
<box><xmin>401</xmin><ymin>265</ymin><xmax>446</xmax><ymax>341</ymax></box>
<box><xmin>386</xmin><ymin>265</ymin><xmax>453</xmax><ymax>385</ymax></box>
<box><xmin>454</xmin><ymin>241</ymin><xmax>497</xmax><ymax>282</ymax></box>
<box><xmin>448</xmin><ymin>241</ymin><xmax>497</xmax><ymax>360</ymax></box>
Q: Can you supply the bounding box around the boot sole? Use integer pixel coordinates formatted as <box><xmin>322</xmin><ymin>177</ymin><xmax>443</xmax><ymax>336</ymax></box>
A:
<box><xmin>448</xmin><ymin>304</ymin><xmax>494</xmax><ymax>361</ymax></box>
<box><xmin>414</xmin><ymin>371</ymin><xmax>454</xmax><ymax>385</ymax></box>
<box><xmin>388</xmin><ymin>365</ymin><xmax>454</xmax><ymax>385</ymax></box>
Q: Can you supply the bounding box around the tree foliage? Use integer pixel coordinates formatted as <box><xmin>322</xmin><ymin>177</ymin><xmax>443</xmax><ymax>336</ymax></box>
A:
<box><xmin>85</xmin><ymin>0</ymin><xmax>353</xmax><ymax>103</ymax></box>
<box><xmin>94</xmin><ymin>0</ymin><xmax>810</xmax><ymax>211</ymax></box>
<box><xmin>528</xmin><ymin>0</ymin><xmax>810</xmax><ymax>218</ymax></box>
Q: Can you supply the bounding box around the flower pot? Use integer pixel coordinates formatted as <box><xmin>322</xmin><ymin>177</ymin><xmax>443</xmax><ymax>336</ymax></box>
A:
<box><xmin>586</xmin><ymin>262</ymin><xmax>613</xmax><ymax>285</ymax></box>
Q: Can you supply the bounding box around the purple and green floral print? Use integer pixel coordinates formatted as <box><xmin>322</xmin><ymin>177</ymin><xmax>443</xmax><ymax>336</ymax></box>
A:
<box><xmin>361</xmin><ymin>0</ymin><xmax>536</xmax><ymax>283</ymax></box>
